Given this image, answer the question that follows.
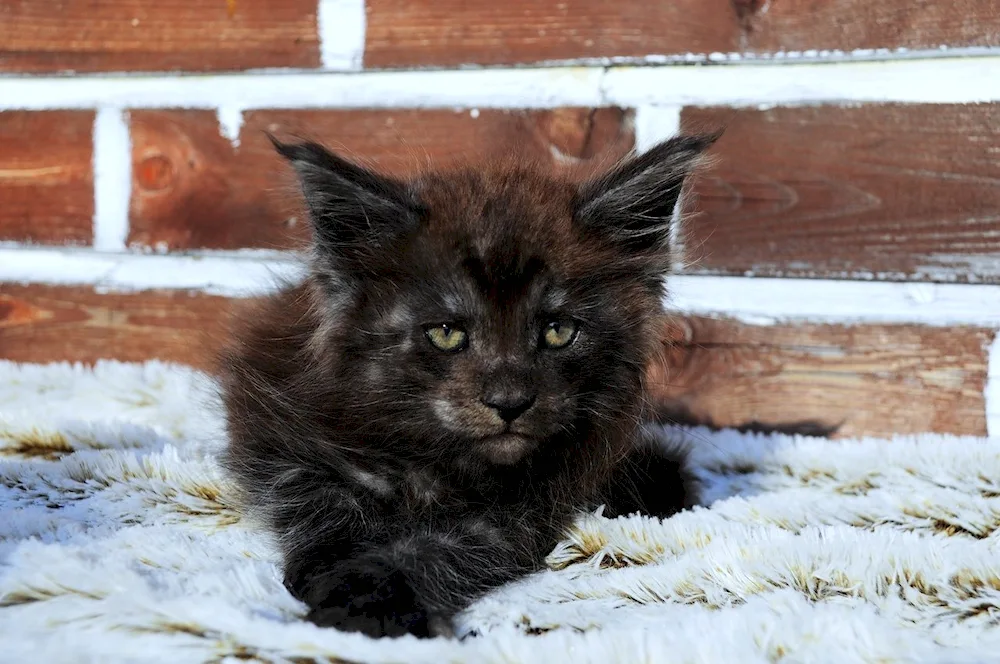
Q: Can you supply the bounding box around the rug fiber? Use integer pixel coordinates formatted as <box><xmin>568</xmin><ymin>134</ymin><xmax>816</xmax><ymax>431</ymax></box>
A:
<box><xmin>2</xmin><ymin>360</ymin><xmax>999</xmax><ymax>663</ymax></box>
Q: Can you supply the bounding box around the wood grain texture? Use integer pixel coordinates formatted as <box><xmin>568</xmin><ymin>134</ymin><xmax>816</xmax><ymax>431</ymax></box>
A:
<box><xmin>0</xmin><ymin>111</ymin><xmax>94</xmax><ymax>245</ymax></box>
<box><xmin>649</xmin><ymin>317</ymin><xmax>992</xmax><ymax>438</ymax></box>
<box><xmin>128</xmin><ymin>107</ymin><xmax>635</xmax><ymax>250</ymax></box>
<box><xmin>681</xmin><ymin>103</ymin><xmax>1000</xmax><ymax>283</ymax></box>
<box><xmin>1</xmin><ymin>283</ymin><xmax>990</xmax><ymax>438</ymax></box>
<box><xmin>0</xmin><ymin>285</ymin><xmax>234</xmax><ymax>371</ymax></box>
<box><xmin>738</xmin><ymin>0</ymin><xmax>1000</xmax><ymax>53</ymax></box>
<box><xmin>364</xmin><ymin>0</ymin><xmax>739</xmax><ymax>68</ymax></box>
<box><xmin>0</xmin><ymin>0</ymin><xmax>318</xmax><ymax>73</ymax></box>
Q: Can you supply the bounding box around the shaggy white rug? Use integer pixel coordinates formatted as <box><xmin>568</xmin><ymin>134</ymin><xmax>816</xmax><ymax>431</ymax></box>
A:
<box><xmin>2</xmin><ymin>360</ymin><xmax>1000</xmax><ymax>663</ymax></box>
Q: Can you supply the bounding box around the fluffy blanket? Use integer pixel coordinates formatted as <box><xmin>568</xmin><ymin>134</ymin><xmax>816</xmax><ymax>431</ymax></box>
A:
<box><xmin>2</xmin><ymin>360</ymin><xmax>999</xmax><ymax>663</ymax></box>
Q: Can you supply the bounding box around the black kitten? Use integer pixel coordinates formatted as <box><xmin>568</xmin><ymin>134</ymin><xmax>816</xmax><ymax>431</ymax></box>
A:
<box><xmin>219</xmin><ymin>133</ymin><xmax>716</xmax><ymax>638</ymax></box>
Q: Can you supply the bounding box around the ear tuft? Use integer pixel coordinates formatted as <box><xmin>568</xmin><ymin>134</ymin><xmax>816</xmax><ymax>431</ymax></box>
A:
<box><xmin>574</xmin><ymin>131</ymin><xmax>719</xmax><ymax>258</ymax></box>
<box><xmin>269</xmin><ymin>135</ymin><xmax>421</xmax><ymax>263</ymax></box>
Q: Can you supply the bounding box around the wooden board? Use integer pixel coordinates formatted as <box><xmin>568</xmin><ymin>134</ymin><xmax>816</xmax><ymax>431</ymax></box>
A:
<box><xmin>2</xmin><ymin>284</ymin><xmax>990</xmax><ymax>438</ymax></box>
<box><xmin>649</xmin><ymin>316</ymin><xmax>992</xmax><ymax>438</ymax></box>
<box><xmin>128</xmin><ymin>107</ymin><xmax>635</xmax><ymax>250</ymax></box>
<box><xmin>0</xmin><ymin>284</ymin><xmax>234</xmax><ymax>372</ymax></box>
<box><xmin>364</xmin><ymin>0</ymin><xmax>739</xmax><ymax>68</ymax></box>
<box><xmin>0</xmin><ymin>0</ymin><xmax>319</xmax><ymax>73</ymax></box>
<box><xmin>681</xmin><ymin>103</ymin><xmax>1000</xmax><ymax>283</ymax></box>
<box><xmin>365</xmin><ymin>0</ymin><xmax>1000</xmax><ymax>67</ymax></box>
<box><xmin>739</xmin><ymin>0</ymin><xmax>1000</xmax><ymax>54</ymax></box>
<box><xmin>0</xmin><ymin>111</ymin><xmax>94</xmax><ymax>245</ymax></box>
<box><xmin>4</xmin><ymin>0</ymin><xmax>995</xmax><ymax>74</ymax></box>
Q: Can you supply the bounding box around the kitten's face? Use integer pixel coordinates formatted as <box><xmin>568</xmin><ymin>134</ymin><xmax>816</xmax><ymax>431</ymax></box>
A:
<box><xmin>274</xmin><ymin>134</ymin><xmax>714</xmax><ymax>466</ymax></box>
<box><xmin>347</xmin><ymin>172</ymin><xmax>657</xmax><ymax>465</ymax></box>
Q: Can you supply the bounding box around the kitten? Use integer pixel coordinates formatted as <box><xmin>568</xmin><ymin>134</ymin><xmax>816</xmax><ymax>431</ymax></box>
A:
<box><xmin>219</xmin><ymin>132</ymin><xmax>716</xmax><ymax>638</ymax></box>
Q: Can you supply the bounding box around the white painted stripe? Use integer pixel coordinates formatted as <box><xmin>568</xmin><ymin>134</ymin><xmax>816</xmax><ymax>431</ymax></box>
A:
<box><xmin>216</xmin><ymin>107</ymin><xmax>245</xmax><ymax>146</ymax></box>
<box><xmin>633</xmin><ymin>106</ymin><xmax>681</xmax><ymax>153</ymax></box>
<box><xmin>319</xmin><ymin>0</ymin><xmax>365</xmax><ymax>70</ymax></box>
<box><xmin>605</xmin><ymin>57</ymin><xmax>1000</xmax><ymax>107</ymax></box>
<box><xmin>0</xmin><ymin>248</ymin><xmax>304</xmax><ymax>297</ymax></box>
<box><xmin>92</xmin><ymin>109</ymin><xmax>131</xmax><ymax>252</ymax></box>
<box><xmin>516</xmin><ymin>45</ymin><xmax>1000</xmax><ymax>68</ymax></box>
<box><xmin>0</xmin><ymin>69</ymin><xmax>604</xmax><ymax>111</ymax></box>
<box><xmin>2</xmin><ymin>248</ymin><xmax>1000</xmax><ymax>327</ymax></box>
<box><xmin>2</xmin><ymin>57</ymin><xmax>1000</xmax><ymax>111</ymax></box>
<box><xmin>667</xmin><ymin>276</ymin><xmax>1000</xmax><ymax>327</ymax></box>
<box><xmin>988</xmin><ymin>333</ymin><xmax>1000</xmax><ymax>438</ymax></box>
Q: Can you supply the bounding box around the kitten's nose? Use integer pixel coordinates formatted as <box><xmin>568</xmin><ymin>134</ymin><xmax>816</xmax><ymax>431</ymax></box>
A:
<box><xmin>480</xmin><ymin>390</ymin><xmax>537</xmax><ymax>423</ymax></box>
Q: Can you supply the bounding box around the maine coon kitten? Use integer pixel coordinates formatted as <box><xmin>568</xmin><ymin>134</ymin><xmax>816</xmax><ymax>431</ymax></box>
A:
<box><xmin>219</xmin><ymin>132</ymin><xmax>716</xmax><ymax>638</ymax></box>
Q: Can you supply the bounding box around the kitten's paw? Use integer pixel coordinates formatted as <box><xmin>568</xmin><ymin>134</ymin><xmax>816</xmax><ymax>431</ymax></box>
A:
<box><xmin>288</xmin><ymin>559</ymin><xmax>443</xmax><ymax>638</ymax></box>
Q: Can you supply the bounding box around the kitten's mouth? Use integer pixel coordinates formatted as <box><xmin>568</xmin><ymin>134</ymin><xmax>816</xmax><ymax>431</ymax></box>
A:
<box><xmin>478</xmin><ymin>433</ymin><xmax>536</xmax><ymax>465</ymax></box>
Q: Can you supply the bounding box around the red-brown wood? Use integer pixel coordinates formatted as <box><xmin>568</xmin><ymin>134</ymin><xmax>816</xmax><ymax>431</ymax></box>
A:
<box><xmin>0</xmin><ymin>111</ymin><xmax>95</xmax><ymax>245</ymax></box>
<box><xmin>739</xmin><ymin>0</ymin><xmax>1000</xmax><ymax>54</ymax></box>
<box><xmin>0</xmin><ymin>0</ymin><xmax>319</xmax><ymax>73</ymax></box>
<box><xmin>649</xmin><ymin>316</ymin><xmax>992</xmax><ymax>438</ymax></box>
<box><xmin>1</xmin><ymin>283</ymin><xmax>989</xmax><ymax>438</ymax></box>
<box><xmin>681</xmin><ymin>103</ymin><xmax>1000</xmax><ymax>283</ymax></box>
<box><xmin>365</xmin><ymin>0</ymin><xmax>1000</xmax><ymax>67</ymax></box>
<box><xmin>128</xmin><ymin>107</ymin><xmax>635</xmax><ymax>250</ymax></box>
<box><xmin>0</xmin><ymin>284</ymin><xmax>235</xmax><ymax>372</ymax></box>
<box><xmin>364</xmin><ymin>0</ymin><xmax>740</xmax><ymax>68</ymax></box>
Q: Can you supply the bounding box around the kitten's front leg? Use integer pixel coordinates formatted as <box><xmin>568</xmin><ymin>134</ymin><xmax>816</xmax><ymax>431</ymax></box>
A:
<box><xmin>597</xmin><ymin>434</ymin><xmax>695</xmax><ymax>519</ymax></box>
<box><xmin>285</xmin><ymin>517</ymin><xmax>539</xmax><ymax>638</ymax></box>
<box><xmin>262</xmin><ymin>471</ymin><xmax>430</xmax><ymax>637</ymax></box>
<box><xmin>285</xmin><ymin>551</ymin><xmax>437</xmax><ymax>637</ymax></box>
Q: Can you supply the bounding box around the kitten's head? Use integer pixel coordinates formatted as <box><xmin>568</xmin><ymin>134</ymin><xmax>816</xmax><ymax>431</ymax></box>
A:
<box><xmin>274</xmin><ymin>134</ymin><xmax>715</xmax><ymax>467</ymax></box>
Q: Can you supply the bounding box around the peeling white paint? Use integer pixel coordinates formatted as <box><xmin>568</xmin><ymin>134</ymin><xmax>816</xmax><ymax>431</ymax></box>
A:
<box><xmin>689</xmin><ymin>265</ymin><xmax>1000</xmax><ymax>284</ymax></box>
<box><xmin>914</xmin><ymin>254</ymin><xmax>1000</xmax><ymax>283</ymax></box>
<box><xmin>988</xmin><ymin>333</ymin><xmax>1000</xmax><ymax>437</ymax></box>
<box><xmin>604</xmin><ymin>56</ymin><xmax>1000</xmax><ymax>107</ymax></box>
<box><xmin>3</xmin><ymin>248</ymin><xmax>999</xmax><ymax>328</ymax></box>
<box><xmin>216</xmin><ymin>107</ymin><xmax>245</xmax><ymax>147</ymax></box>
<box><xmin>485</xmin><ymin>45</ymin><xmax>1000</xmax><ymax>68</ymax></box>
<box><xmin>92</xmin><ymin>109</ymin><xmax>131</xmax><ymax>252</ymax></box>
<box><xmin>0</xmin><ymin>248</ymin><xmax>304</xmax><ymax>297</ymax></box>
<box><xmin>0</xmin><ymin>68</ymin><xmax>604</xmax><ymax>111</ymax></box>
<box><xmin>2</xmin><ymin>58</ymin><xmax>1000</xmax><ymax>112</ymax></box>
<box><xmin>318</xmin><ymin>0</ymin><xmax>365</xmax><ymax>70</ymax></box>
<box><xmin>666</xmin><ymin>275</ymin><xmax>1000</xmax><ymax>327</ymax></box>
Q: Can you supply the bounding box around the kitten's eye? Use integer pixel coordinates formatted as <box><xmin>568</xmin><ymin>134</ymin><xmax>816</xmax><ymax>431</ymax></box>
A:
<box><xmin>424</xmin><ymin>324</ymin><xmax>468</xmax><ymax>352</ymax></box>
<box><xmin>541</xmin><ymin>319</ymin><xmax>578</xmax><ymax>349</ymax></box>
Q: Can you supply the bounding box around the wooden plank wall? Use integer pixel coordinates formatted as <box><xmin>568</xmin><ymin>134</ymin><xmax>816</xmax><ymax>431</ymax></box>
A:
<box><xmin>0</xmin><ymin>1</ymin><xmax>320</xmax><ymax>72</ymax></box>
<box><xmin>127</xmin><ymin>108</ymin><xmax>634</xmax><ymax>250</ymax></box>
<box><xmin>4</xmin><ymin>1</ymin><xmax>997</xmax><ymax>71</ymax></box>
<box><xmin>682</xmin><ymin>104</ymin><xmax>1000</xmax><ymax>283</ymax></box>
<box><xmin>2</xmin><ymin>0</ymin><xmax>999</xmax><ymax>439</ymax></box>
<box><xmin>0</xmin><ymin>111</ymin><xmax>95</xmax><ymax>245</ymax></box>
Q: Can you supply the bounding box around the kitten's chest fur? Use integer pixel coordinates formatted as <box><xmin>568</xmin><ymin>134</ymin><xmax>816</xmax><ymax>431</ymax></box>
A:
<box><xmin>354</xmin><ymin>455</ymin><xmax>561</xmax><ymax>514</ymax></box>
<box><xmin>347</xmin><ymin>460</ymin><xmax>480</xmax><ymax>513</ymax></box>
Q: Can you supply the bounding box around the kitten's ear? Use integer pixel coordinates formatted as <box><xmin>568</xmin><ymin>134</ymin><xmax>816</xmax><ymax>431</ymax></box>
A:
<box><xmin>270</xmin><ymin>136</ymin><xmax>421</xmax><ymax>259</ymax></box>
<box><xmin>574</xmin><ymin>133</ymin><xmax>719</xmax><ymax>257</ymax></box>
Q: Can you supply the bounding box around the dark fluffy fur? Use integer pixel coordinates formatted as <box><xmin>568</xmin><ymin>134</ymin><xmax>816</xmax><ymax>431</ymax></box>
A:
<box><xmin>219</xmin><ymin>133</ymin><xmax>716</xmax><ymax>638</ymax></box>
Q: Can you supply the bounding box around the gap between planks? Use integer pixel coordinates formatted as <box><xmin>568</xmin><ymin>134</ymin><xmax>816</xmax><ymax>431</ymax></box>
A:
<box><xmin>92</xmin><ymin>109</ymin><xmax>131</xmax><ymax>251</ymax></box>
<box><xmin>988</xmin><ymin>332</ymin><xmax>1000</xmax><ymax>437</ymax></box>
<box><xmin>3</xmin><ymin>247</ymin><xmax>997</xmax><ymax>436</ymax></box>
<box><xmin>1</xmin><ymin>247</ymin><xmax>998</xmax><ymax>327</ymax></box>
